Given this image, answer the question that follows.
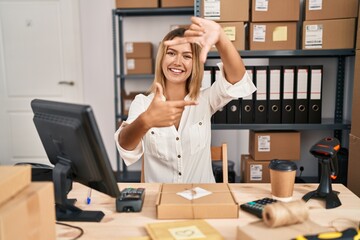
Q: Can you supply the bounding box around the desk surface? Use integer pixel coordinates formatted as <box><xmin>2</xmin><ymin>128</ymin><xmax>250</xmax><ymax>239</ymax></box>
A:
<box><xmin>56</xmin><ymin>183</ymin><xmax>360</xmax><ymax>240</ymax></box>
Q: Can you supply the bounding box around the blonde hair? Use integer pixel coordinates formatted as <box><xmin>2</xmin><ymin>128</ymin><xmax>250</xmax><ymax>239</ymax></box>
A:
<box><xmin>150</xmin><ymin>28</ymin><xmax>204</xmax><ymax>100</ymax></box>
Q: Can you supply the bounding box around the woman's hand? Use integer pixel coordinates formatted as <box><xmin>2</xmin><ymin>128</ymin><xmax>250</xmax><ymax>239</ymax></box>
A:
<box><xmin>142</xmin><ymin>83</ymin><xmax>197</xmax><ymax>128</ymax></box>
<box><xmin>164</xmin><ymin>16</ymin><xmax>223</xmax><ymax>63</ymax></box>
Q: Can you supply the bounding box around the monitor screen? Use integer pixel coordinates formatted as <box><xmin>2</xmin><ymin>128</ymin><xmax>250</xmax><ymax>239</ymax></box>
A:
<box><xmin>31</xmin><ymin>99</ymin><xmax>120</xmax><ymax>222</ymax></box>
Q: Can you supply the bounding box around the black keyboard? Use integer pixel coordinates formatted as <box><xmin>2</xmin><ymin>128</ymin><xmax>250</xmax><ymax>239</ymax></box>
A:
<box><xmin>240</xmin><ymin>197</ymin><xmax>277</xmax><ymax>218</ymax></box>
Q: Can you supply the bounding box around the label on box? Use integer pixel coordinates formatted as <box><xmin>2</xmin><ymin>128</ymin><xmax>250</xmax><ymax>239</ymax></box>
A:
<box><xmin>176</xmin><ymin>187</ymin><xmax>212</xmax><ymax>200</ymax></box>
<box><xmin>258</xmin><ymin>135</ymin><xmax>270</xmax><ymax>152</ymax></box>
<box><xmin>250</xmin><ymin>164</ymin><xmax>263</xmax><ymax>181</ymax></box>
<box><xmin>305</xmin><ymin>24</ymin><xmax>323</xmax><ymax>49</ymax></box>
<box><xmin>204</xmin><ymin>0</ymin><xmax>220</xmax><ymax>20</ymax></box>
<box><xmin>255</xmin><ymin>0</ymin><xmax>268</xmax><ymax>11</ymax></box>
<box><xmin>273</xmin><ymin>26</ymin><xmax>287</xmax><ymax>42</ymax></box>
<box><xmin>125</xmin><ymin>42</ymin><xmax>134</xmax><ymax>53</ymax></box>
<box><xmin>223</xmin><ymin>26</ymin><xmax>236</xmax><ymax>41</ymax></box>
<box><xmin>253</xmin><ymin>25</ymin><xmax>266</xmax><ymax>42</ymax></box>
<box><xmin>127</xmin><ymin>59</ymin><xmax>135</xmax><ymax>70</ymax></box>
<box><xmin>169</xmin><ymin>226</ymin><xmax>206</xmax><ymax>239</ymax></box>
<box><xmin>309</xmin><ymin>0</ymin><xmax>322</xmax><ymax>10</ymax></box>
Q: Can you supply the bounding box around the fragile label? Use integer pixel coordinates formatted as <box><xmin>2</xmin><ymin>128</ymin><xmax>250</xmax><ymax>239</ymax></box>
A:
<box><xmin>250</xmin><ymin>164</ymin><xmax>263</xmax><ymax>181</ymax></box>
<box><xmin>258</xmin><ymin>135</ymin><xmax>270</xmax><ymax>152</ymax></box>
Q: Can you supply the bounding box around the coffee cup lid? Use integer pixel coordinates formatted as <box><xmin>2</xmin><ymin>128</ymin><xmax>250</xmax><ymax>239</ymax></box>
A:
<box><xmin>269</xmin><ymin>159</ymin><xmax>297</xmax><ymax>171</ymax></box>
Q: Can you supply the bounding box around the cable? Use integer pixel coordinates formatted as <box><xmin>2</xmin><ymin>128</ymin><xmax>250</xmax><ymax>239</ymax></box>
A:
<box><xmin>56</xmin><ymin>222</ymin><xmax>84</xmax><ymax>240</ymax></box>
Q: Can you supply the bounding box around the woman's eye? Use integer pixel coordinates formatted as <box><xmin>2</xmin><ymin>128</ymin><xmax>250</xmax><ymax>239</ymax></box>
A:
<box><xmin>167</xmin><ymin>51</ymin><xmax>175</xmax><ymax>56</ymax></box>
<box><xmin>184</xmin><ymin>55</ymin><xmax>192</xmax><ymax>59</ymax></box>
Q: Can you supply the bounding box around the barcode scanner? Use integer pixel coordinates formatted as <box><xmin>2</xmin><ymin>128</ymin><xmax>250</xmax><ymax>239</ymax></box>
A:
<box><xmin>302</xmin><ymin>137</ymin><xmax>342</xmax><ymax>209</ymax></box>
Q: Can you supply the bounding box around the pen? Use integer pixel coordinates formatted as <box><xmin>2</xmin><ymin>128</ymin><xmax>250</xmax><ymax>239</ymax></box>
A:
<box><xmin>86</xmin><ymin>188</ymin><xmax>92</xmax><ymax>204</ymax></box>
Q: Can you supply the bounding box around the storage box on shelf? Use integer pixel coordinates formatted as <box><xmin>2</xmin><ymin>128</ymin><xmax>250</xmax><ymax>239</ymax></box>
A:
<box><xmin>251</xmin><ymin>0</ymin><xmax>300</xmax><ymax>22</ymax></box>
<box><xmin>304</xmin><ymin>0</ymin><xmax>358</xmax><ymax>21</ymax></box>
<box><xmin>200</xmin><ymin>0</ymin><xmax>249</xmax><ymax>22</ymax></box>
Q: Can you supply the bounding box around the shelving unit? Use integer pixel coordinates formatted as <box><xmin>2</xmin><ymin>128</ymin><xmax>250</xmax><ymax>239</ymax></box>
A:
<box><xmin>205</xmin><ymin>49</ymin><xmax>355</xmax><ymax>137</ymax></box>
<box><xmin>112</xmin><ymin>6</ymin><xmax>354</xmax><ymax>181</ymax></box>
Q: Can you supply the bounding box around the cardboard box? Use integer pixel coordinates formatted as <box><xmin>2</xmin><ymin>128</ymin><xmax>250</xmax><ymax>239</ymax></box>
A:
<box><xmin>201</xmin><ymin>0</ymin><xmax>249</xmax><ymax>22</ymax></box>
<box><xmin>126</xmin><ymin>58</ymin><xmax>153</xmax><ymax>75</ymax></box>
<box><xmin>210</xmin><ymin>22</ymin><xmax>245</xmax><ymax>52</ymax></box>
<box><xmin>241</xmin><ymin>154</ymin><xmax>270</xmax><ymax>183</ymax></box>
<box><xmin>156</xmin><ymin>183</ymin><xmax>239</xmax><ymax>219</ymax></box>
<box><xmin>302</xmin><ymin>18</ymin><xmax>356</xmax><ymax>50</ymax></box>
<box><xmin>0</xmin><ymin>165</ymin><xmax>31</xmax><ymax>206</ymax></box>
<box><xmin>351</xmin><ymin>51</ymin><xmax>360</xmax><ymax>136</ymax></box>
<box><xmin>237</xmin><ymin>219</ymin><xmax>332</xmax><ymax>240</ymax></box>
<box><xmin>251</xmin><ymin>0</ymin><xmax>300</xmax><ymax>22</ymax></box>
<box><xmin>0</xmin><ymin>182</ymin><xmax>56</xmax><ymax>240</ymax></box>
<box><xmin>305</xmin><ymin>0</ymin><xmax>358</xmax><ymax>20</ymax></box>
<box><xmin>249</xmin><ymin>22</ymin><xmax>297</xmax><ymax>50</ymax></box>
<box><xmin>348</xmin><ymin>134</ymin><xmax>360</xmax><ymax>197</ymax></box>
<box><xmin>125</xmin><ymin>42</ymin><xmax>153</xmax><ymax>59</ymax></box>
<box><xmin>161</xmin><ymin>0</ymin><xmax>193</xmax><ymax>8</ymax></box>
<box><xmin>116</xmin><ymin>0</ymin><xmax>158</xmax><ymax>9</ymax></box>
<box><xmin>249</xmin><ymin>130</ymin><xmax>301</xmax><ymax>161</ymax></box>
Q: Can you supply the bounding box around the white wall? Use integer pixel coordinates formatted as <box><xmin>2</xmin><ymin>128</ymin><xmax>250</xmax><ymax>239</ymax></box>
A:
<box><xmin>79</xmin><ymin>0</ymin><xmax>117</xmax><ymax>168</ymax></box>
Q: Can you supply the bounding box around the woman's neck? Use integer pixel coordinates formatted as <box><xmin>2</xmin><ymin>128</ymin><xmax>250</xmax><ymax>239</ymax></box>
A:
<box><xmin>165</xmin><ymin>82</ymin><xmax>187</xmax><ymax>101</ymax></box>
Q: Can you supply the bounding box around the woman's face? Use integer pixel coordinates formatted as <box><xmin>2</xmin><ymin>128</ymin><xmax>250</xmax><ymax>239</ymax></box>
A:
<box><xmin>162</xmin><ymin>38</ymin><xmax>193</xmax><ymax>85</ymax></box>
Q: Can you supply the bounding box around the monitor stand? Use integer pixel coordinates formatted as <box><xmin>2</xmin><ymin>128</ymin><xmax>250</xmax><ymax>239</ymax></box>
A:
<box><xmin>53</xmin><ymin>157</ymin><xmax>105</xmax><ymax>222</ymax></box>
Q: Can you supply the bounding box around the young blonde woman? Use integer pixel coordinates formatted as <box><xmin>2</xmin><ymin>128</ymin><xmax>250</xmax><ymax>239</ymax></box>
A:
<box><xmin>115</xmin><ymin>16</ymin><xmax>256</xmax><ymax>183</ymax></box>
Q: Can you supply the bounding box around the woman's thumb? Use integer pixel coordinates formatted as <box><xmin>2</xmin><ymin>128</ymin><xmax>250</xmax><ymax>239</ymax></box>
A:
<box><xmin>154</xmin><ymin>83</ymin><xmax>165</xmax><ymax>101</ymax></box>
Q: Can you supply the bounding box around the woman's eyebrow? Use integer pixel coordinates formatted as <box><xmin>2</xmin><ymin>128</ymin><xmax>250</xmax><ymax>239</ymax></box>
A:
<box><xmin>167</xmin><ymin>47</ymin><xmax>192</xmax><ymax>55</ymax></box>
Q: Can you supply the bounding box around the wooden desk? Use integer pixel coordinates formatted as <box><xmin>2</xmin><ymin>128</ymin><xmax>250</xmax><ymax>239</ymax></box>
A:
<box><xmin>56</xmin><ymin>183</ymin><xmax>360</xmax><ymax>239</ymax></box>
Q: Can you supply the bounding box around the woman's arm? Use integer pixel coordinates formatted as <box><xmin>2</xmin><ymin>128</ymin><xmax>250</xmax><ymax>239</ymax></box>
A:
<box><xmin>119</xmin><ymin>83</ymin><xmax>197</xmax><ymax>150</ymax></box>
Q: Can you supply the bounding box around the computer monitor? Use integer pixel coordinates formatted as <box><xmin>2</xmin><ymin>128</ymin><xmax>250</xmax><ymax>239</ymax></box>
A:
<box><xmin>31</xmin><ymin>99</ymin><xmax>120</xmax><ymax>222</ymax></box>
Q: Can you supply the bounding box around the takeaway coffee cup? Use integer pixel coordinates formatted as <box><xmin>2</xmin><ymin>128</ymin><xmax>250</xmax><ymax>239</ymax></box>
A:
<box><xmin>269</xmin><ymin>159</ymin><xmax>297</xmax><ymax>202</ymax></box>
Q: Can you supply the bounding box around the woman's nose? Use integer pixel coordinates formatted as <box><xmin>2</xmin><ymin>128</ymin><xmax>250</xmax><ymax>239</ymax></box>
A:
<box><xmin>174</xmin><ymin>55</ymin><xmax>182</xmax><ymax>64</ymax></box>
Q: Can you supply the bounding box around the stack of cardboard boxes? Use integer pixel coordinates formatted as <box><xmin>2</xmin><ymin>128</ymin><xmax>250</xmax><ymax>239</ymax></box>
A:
<box><xmin>348</xmin><ymin>7</ymin><xmax>360</xmax><ymax>198</ymax></box>
<box><xmin>201</xmin><ymin>0</ymin><xmax>248</xmax><ymax>51</ymax></box>
<box><xmin>241</xmin><ymin>131</ymin><xmax>301</xmax><ymax>183</ymax></box>
<box><xmin>0</xmin><ymin>166</ymin><xmax>56</xmax><ymax>240</ymax></box>
<box><xmin>249</xmin><ymin>0</ymin><xmax>299</xmax><ymax>50</ymax></box>
<box><xmin>302</xmin><ymin>0</ymin><xmax>358</xmax><ymax>50</ymax></box>
<box><xmin>122</xmin><ymin>42</ymin><xmax>153</xmax><ymax>116</ymax></box>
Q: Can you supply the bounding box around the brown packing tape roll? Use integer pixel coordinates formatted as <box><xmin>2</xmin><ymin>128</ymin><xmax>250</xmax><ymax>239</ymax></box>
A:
<box><xmin>262</xmin><ymin>200</ymin><xmax>309</xmax><ymax>228</ymax></box>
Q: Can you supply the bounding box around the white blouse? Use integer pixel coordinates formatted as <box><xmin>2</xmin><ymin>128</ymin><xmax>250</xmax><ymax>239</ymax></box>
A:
<box><xmin>114</xmin><ymin>62</ymin><xmax>257</xmax><ymax>183</ymax></box>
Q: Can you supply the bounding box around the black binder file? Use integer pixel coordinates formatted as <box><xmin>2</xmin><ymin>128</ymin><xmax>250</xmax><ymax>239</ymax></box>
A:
<box><xmin>227</xmin><ymin>99</ymin><xmax>240</xmax><ymax>124</ymax></box>
<box><xmin>308</xmin><ymin>66</ymin><xmax>323</xmax><ymax>123</ymax></box>
<box><xmin>295</xmin><ymin>66</ymin><xmax>309</xmax><ymax>123</ymax></box>
<box><xmin>213</xmin><ymin>70</ymin><xmax>227</xmax><ymax>124</ymax></box>
<box><xmin>213</xmin><ymin>107</ymin><xmax>227</xmax><ymax>124</ymax></box>
<box><xmin>241</xmin><ymin>67</ymin><xmax>255</xmax><ymax>123</ymax></box>
<box><xmin>281</xmin><ymin>66</ymin><xmax>295</xmax><ymax>123</ymax></box>
<box><xmin>254</xmin><ymin>66</ymin><xmax>268</xmax><ymax>123</ymax></box>
<box><xmin>268</xmin><ymin>66</ymin><xmax>281</xmax><ymax>123</ymax></box>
